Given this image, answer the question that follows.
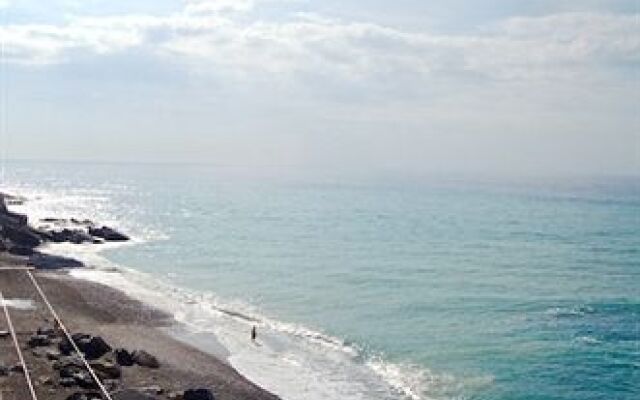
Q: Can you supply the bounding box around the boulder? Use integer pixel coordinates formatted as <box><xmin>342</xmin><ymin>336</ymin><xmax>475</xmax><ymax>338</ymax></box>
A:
<box><xmin>85</xmin><ymin>336</ymin><xmax>112</xmax><ymax>359</ymax></box>
<box><xmin>183</xmin><ymin>389</ymin><xmax>215</xmax><ymax>400</ymax></box>
<box><xmin>114</xmin><ymin>348</ymin><xmax>134</xmax><ymax>366</ymax></box>
<box><xmin>132</xmin><ymin>350</ymin><xmax>160</xmax><ymax>368</ymax></box>
<box><xmin>28</xmin><ymin>334</ymin><xmax>52</xmax><ymax>348</ymax></box>
<box><xmin>89</xmin><ymin>226</ymin><xmax>130</xmax><ymax>241</ymax></box>
<box><xmin>63</xmin><ymin>334</ymin><xmax>112</xmax><ymax>359</ymax></box>
<box><xmin>0</xmin><ymin>364</ymin><xmax>9</xmax><ymax>376</ymax></box>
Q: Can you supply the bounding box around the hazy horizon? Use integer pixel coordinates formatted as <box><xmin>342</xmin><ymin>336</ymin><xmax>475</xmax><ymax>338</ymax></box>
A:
<box><xmin>0</xmin><ymin>0</ymin><xmax>638</xmax><ymax>177</ymax></box>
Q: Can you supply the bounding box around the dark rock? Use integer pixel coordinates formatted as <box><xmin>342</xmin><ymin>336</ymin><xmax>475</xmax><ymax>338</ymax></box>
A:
<box><xmin>9</xmin><ymin>245</ymin><xmax>35</xmax><ymax>256</ymax></box>
<box><xmin>84</xmin><ymin>336</ymin><xmax>112</xmax><ymax>359</ymax></box>
<box><xmin>61</xmin><ymin>334</ymin><xmax>111</xmax><ymax>359</ymax></box>
<box><xmin>46</xmin><ymin>228</ymin><xmax>94</xmax><ymax>244</ymax></box>
<box><xmin>29</xmin><ymin>252</ymin><xmax>85</xmax><ymax>270</ymax></box>
<box><xmin>46</xmin><ymin>349</ymin><xmax>61</xmax><ymax>361</ymax></box>
<box><xmin>41</xmin><ymin>217</ymin><xmax>68</xmax><ymax>224</ymax></box>
<box><xmin>89</xmin><ymin>226</ymin><xmax>129</xmax><ymax>241</ymax></box>
<box><xmin>59</xmin><ymin>363</ymin><xmax>83</xmax><ymax>379</ymax></box>
<box><xmin>59</xmin><ymin>338</ymin><xmax>74</xmax><ymax>355</ymax></box>
<box><xmin>112</xmin><ymin>390</ymin><xmax>158</xmax><ymax>400</ymax></box>
<box><xmin>90</xmin><ymin>360</ymin><xmax>122</xmax><ymax>379</ymax></box>
<box><xmin>37</xmin><ymin>326</ymin><xmax>57</xmax><ymax>338</ymax></box>
<box><xmin>1</xmin><ymin>224</ymin><xmax>41</xmax><ymax>248</ymax></box>
<box><xmin>10</xmin><ymin>364</ymin><xmax>24</xmax><ymax>374</ymax></box>
<box><xmin>38</xmin><ymin>228</ymin><xmax>93</xmax><ymax>244</ymax></box>
<box><xmin>28</xmin><ymin>334</ymin><xmax>52</xmax><ymax>348</ymax></box>
<box><xmin>66</xmin><ymin>392</ymin><xmax>102</xmax><ymax>400</ymax></box>
<box><xmin>53</xmin><ymin>356</ymin><xmax>84</xmax><ymax>373</ymax></box>
<box><xmin>73</xmin><ymin>371</ymin><xmax>98</xmax><ymax>389</ymax></box>
<box><xmin>0</xmin><ymin>208</ymin><xmax>28</xmax><ymax>226</ymax></box>
<box><xmin>115</xmin><ymin>348</ymin><xmax>134</xmax><ymax>366</ymax></box>
<box><xmin>72</xmin><ymin>333</ymin><xmax>91</xmax><ymax>342</ymax></box>
<box><xmin>0</xmin><ymin>329</ymin><xmax>9</xmax><ymax>338</ymax></box>
<box><xmin>59</xmin><ymin>377</ymin><xmax>77</xmax><ymax>387</ymax></box>
<box><xmin>0</xmin><ymin>364</ymin><xmax>9</xmax><ymax>376</ymax></box>
<box><xmin>132</xmin><ymin>350</ymin><xmax>159</xmax><ymax>368</ymax></box>
<box><xmin>1</xmin><ymin>193</ymin><xmax>26</xmax><ymax>206</ymax></box>
<box><xmin>183</xmin><ymin>389</ymin><xmax>215</xmax><ymax>400</ymax></box>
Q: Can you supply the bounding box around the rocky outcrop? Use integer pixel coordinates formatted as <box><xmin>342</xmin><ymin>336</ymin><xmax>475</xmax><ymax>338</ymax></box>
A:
<box><xmin>0</xmin><ymin>193</ymin><xmax>130</xmax><ymax>264</ymax></box>
<box><xmin>0</xmin><ymin>193</ymin><xmax>43</xmax><ymax>254</ymax></box>
<box><xmin>88</xmin><ymin>226</ymin><xmax>130</xmax><ymax>241</ymax></box>
<box><xmin>40</xmin><ymin>228</ymin><xmax>96</xmax><ymax>244</ymax></box>
<box><xmin>184</xmin><ymin>389</ymin><xmax>216</xmax><ymax>400</ymax></box>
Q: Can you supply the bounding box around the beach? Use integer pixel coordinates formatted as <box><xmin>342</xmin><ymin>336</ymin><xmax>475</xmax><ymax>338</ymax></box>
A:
<box><xmin>0</xmin><ymin>253</ymin><xmax>280</xmax><ymax>400</ymax></box>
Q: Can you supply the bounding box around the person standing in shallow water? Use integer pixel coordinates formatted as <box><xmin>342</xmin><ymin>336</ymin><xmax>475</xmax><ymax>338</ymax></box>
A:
<box><xmin>251</xmin><ymin>326</ymin><xmax>257</xmax><ymax>341</ymax></box>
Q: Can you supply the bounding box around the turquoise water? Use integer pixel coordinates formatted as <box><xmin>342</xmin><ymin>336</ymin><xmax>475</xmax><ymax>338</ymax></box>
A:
<box><xmin>4</xmin><ymin>161</ymin><xmax>640</xmax><ymax>400</ymax></box>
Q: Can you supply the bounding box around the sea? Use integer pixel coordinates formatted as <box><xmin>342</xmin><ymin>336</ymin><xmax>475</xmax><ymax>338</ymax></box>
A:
<box><xmin>2</xmin><ymin>160</ymin><xmax>638</xmax><ymax>400</ymax></box>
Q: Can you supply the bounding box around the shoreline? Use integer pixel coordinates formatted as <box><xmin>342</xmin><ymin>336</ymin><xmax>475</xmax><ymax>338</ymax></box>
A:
<box><xmin>0</xmin><ymin>253</ymin><xmax>281</xmax><ymax>400</ymax></box>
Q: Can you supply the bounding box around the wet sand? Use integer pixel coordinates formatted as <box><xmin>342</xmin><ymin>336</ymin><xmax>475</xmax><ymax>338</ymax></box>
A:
<box><xmin>0</xmin><ymin>254</ymin><xmax>280</xmax><ymax>400</ymax></box>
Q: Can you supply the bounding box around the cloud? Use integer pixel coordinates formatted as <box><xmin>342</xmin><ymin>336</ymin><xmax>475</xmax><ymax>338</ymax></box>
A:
<box><xmin>184</xmin><ymin>0</ymin><xmax>255</xmax><ymax>14</ymax></box>
<box><xmin>2</xmin><ymin>2</ymin><xmax>637</xmax><ymax>90</ymax></box>
<box><xmin>0</xmin><ymin>0</ymin><xmax>636</xmax><ymax>117</ymax></box>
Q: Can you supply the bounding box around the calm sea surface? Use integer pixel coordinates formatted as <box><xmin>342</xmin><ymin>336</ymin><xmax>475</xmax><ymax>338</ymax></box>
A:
<box><xmin>4</xmin><ymin>161</ymin><xmax>639</xmax><ymax>400</ymax></box>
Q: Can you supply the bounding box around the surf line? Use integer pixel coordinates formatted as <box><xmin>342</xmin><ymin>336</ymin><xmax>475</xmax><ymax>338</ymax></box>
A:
<box><xmin>0</xmin><ymin>288</ymin><xmax>39</xmax><ymax>400</ymax></box>
<box><xmin>25</xmin><ymin>270</ymin><xmax>115</xmax><ymax>400</ymax></box>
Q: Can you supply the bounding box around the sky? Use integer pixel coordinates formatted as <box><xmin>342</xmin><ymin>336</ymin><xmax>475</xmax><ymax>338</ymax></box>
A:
<box><xmin>0</xmin><ymin>0</ymin><xmax>638</xmax><ymax>177</ymax></box>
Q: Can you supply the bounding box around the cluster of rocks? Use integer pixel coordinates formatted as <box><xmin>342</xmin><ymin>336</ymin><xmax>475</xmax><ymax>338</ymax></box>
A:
<box><xmin>0</xmin><ymin>325</ymin><xmax>215</xmax><ymax>400</ymax></box>
<box><xmin>0</xmin><ymin>193</ymin><xmax>130</xmax><ymax>259</ymax></box>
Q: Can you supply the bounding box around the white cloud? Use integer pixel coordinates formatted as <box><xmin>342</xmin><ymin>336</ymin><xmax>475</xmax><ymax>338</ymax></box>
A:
<box><xmin>184</xmin><ymin>0</ymin><xmax>255</xmax><ymax>14</ymax></box>
<box><xmin>1</xmin><ymin>2</ymin><xmax>637</xmax><ymax>90</ymax></box>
